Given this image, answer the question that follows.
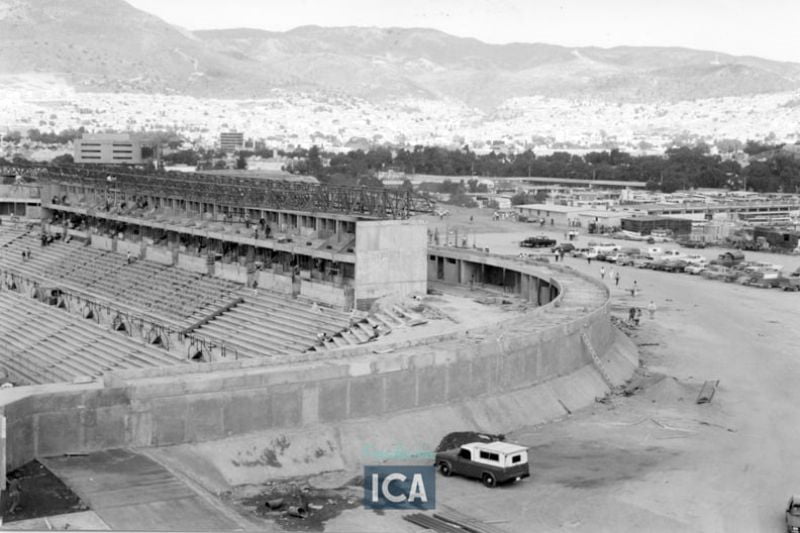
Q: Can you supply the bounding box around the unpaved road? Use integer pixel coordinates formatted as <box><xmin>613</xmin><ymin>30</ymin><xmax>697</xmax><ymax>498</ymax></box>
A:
<box><xmin>324</xmin><ymin>209</ymin><xmax>800</xmax><ymax>532</ymax></box>
<box><xmin>432</xmin><ymin>255</ymin><xmax>800</xmax><ymax>532</ymax></box>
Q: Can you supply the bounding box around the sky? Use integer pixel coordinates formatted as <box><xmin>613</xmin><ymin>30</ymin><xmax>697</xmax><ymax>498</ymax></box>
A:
<box><xmin>124</xmin><ymin>0</ymin><xmax>800</xmax><ymax>63</ymax></box>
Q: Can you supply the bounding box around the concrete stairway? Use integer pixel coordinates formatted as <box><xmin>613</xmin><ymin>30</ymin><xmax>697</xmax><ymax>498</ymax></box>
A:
<box><xmin>193</xmin><ymin>290</ymin><xmax>356</xmax><ymax>359</ymax></box>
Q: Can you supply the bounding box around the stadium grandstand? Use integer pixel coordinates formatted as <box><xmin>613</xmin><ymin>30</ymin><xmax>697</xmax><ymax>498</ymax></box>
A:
<box><xmin>0</xmin><ymin>163</ymin><xmax>636</xmax><ymax>529</ymax></box>
<box><xmin>0</xmin><ymin>163</ymin><xmax>435</xmax><ymax>385</ymax></box>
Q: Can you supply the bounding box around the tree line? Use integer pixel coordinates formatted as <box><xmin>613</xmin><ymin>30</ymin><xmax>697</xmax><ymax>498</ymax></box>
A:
<box><xmin>4</xmin><ymin>138</ymin><xmax>799</xmax><ymax>195</ymax></box>
<box><xmin>281</xmin><ymin>142</ymin><xmax>799</xmax><ymax>194</ymax></box>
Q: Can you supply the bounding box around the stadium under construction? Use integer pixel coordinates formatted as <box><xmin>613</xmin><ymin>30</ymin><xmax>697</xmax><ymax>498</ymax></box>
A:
<box><xmin>0</xmin><ymin>164</ymin><xmax>637</xmax><ymax>527</ymax></box>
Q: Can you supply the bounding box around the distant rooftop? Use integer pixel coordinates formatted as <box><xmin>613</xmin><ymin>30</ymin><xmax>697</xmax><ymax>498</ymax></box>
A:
<box><xmin>194</xmin><ymin>169</ymin><xmax>319</xmax><ymax>184</ymax></box>
<box><xmin>515</xmin><ymin>203</ymin><xmax>586</xmax><ymax>213</ymax></box>
<box><xmin>80</xmin><ymin>133</ymin><xmax>134</xmax><ymax>141</ymax></box>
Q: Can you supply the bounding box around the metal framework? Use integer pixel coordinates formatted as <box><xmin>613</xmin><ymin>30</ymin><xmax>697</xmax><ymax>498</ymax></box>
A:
<box><xmin>10</xmin><ymin>164</ymin><xmax>436</xmax><ymax>219</ymax></box>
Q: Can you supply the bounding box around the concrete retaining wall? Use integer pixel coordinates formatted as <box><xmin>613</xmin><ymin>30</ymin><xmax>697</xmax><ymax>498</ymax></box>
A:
<box><xmin>256</xmin><ymin>270</ymin><xmax>293</xmax><ymax>295</ymax></box>
<box><xmin>0</xmin><ymin>248</ymin><xmax>634</xmax><ymax>475</ymax></box>
<box><xmin>299</xmin><ymin>281</ymin><xmax>348</xmax><ymax>308</ymax></box>
<box><xmin>215</xmin><ymin>261</ymin><xmax>247</xmax><ymax>283</ymax></box>
<box><xmin>178</xmin><ymin>253</ymin><xmax>207</xmax><ymax>274</ymax></box>
<box><xmin>146</xmin><ymin>247</ymin><xmax>174</xmax><ymax>266</ymax></box>
<box><xmin>90</xmin><ymin>235</ymin><xmax>114</xmax><ymax>251</ymax></box>
<box><xmin>116</xmin><ymin>240</ymin><xmax>142</xmax><ymax>258</ymax></box>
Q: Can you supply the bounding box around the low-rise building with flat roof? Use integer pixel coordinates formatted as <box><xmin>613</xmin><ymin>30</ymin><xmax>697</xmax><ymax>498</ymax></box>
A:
<box><xmin>515</xmin><ymin>203</ymin><xmax>586</xmax><ymax>225</ymax></box>
<box><xmin>74</xmin><ymin>133</ymin><xmax>153</xmax><ymax>165</ymax></box>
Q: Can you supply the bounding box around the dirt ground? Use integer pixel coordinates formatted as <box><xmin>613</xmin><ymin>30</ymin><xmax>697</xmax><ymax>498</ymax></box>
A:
<box><xmin>319</xmin><ymin>206</ymin><xmax>800</xmax><ymax>532</ymax></box>
<box><xmin>3</xmin><ymin>460</ymin><xmax>87</xmax><ymax>523</ymax></box>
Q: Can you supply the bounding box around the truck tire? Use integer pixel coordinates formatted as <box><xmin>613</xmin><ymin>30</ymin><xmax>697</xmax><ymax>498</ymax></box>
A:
<box><xmin>439</xmin><ymin>462</ymin><xmax>452</xmax><ymax>477</ymax></box>
<box><xmin>482</xmin><ymin>473</ymin><xmax>497</xmax><ymax>488</ymax></box>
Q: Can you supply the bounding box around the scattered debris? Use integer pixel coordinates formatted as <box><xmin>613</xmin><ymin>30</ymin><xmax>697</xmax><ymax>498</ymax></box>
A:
<box><xmin>236</xmin><ymin>477</ymin><xmax>361</xmax><ymax>531</ymax></box>
<box><xmin>265</xmin><ymin>498</ymin><xmax>284</xmax><ymax>510</ymax></box>
<box><xmin>558</xmin><ymin>399</ymin><xmax>572</xmax><ymax>415</ymax></box>
<box><xmin>286</xmin><ymin>505</ymin><xmax>309</xmax><ymax>519</ymax></box>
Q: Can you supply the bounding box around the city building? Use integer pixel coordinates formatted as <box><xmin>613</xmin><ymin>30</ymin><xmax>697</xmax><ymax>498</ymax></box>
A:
<box><xmin>73</xmin><ymin>133</ymin><xmax>154</xmax><ymax>165</ymax></box>
<box><xmin>515</xmin><ymin>203</ymin><xmax>585</xmax><ymax>226</ymax></box>
<box><xmin>220</xmin><ymin>131</ymin><xmax>244</xmax><ymax>152</ymax></box>
<box><xmin>753</xmin><ymin>226</ymin><xmax>800</xmax><ymax>251</ymax></box>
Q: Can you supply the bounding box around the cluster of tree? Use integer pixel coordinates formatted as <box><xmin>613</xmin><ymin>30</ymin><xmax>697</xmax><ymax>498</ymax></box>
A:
<box><xmin>417</xmin><ymin>180</ymin><xmax>478</xmax><ymax>208</ymax></box>
<box><xmin>285</xmin><ymin>143</ymin><xmax>800</xmax><ymax>194</ymax></box>
<box><xmin>2</xmin><ymin>128</ymin><xmax>86</xmax><ymax>144</ymax></box>
<box><xmin>5</xmin><ymin>139</ymin><xmax>799</xmax><ymax>195</ymax></box>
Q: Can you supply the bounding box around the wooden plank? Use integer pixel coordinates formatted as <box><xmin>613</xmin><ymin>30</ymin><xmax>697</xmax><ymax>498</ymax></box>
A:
<box><xmin>697</xmin><ymin>379</ymin><xmax>720</xmax><ymax>404</ymax></box>
<box><xmin>403</xmin><ymin>513</ymin><xmax>466</xmax><ymax>533</ymax></box>
<box><xmin>434</xmin><ymin>505</ymin><xmax>510</xmax><ymax>533</ymax></box>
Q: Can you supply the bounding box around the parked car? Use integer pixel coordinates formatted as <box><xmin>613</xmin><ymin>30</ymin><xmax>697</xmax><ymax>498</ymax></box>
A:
<box><xmin>520</xmin><ymin>236</ymin><xmax>556</xmax><ymax>248</ymax></box>
<box><xmin>616</xmin><ymin>253</ymin><xmax>640</xmax><ymax>266</ymax></box>
<box><xmin>571</xmin><ymin>247</ymin><xmax>591</xmax><ymax>258</ymax></box>
<box><xmin>739</xmin><ymin>271</ymin><xmax>782</xmax><ymax>288</ymax></box>
<box><xmin>682</xmin><ymin>254</ymin><xmax>708</xmax><ymax>266</ymax></box>
<box><xmin>684</xmin><ymin>263</ymin><xmax>706</xmax><ymax>275</ymax></box>
<box><xmin>660</xmin><ymin>249</ymin><xmax>685</xmax><ymax>260</ymax></box>
<box><xmin>677</xmin><ymin>239</ymin><xmax>709</xmax><ymax>249</ymax></box>
<box><xmin>787</xmin><ymin>495</ymin><xmax>800</xmax><ymax>532</ymax></box>
<box><xmin>661</xmin><ymin>259</ymin><xmax>688</xmax><ymax>273</ymax></box>
<box><xmin>645</xmin><ymin>247</ymin><xmax>664</xmax><ymax>257</ymax></box>
<box><xmin>436</xmin><ymin>441</ymin><xmax>530</xmax><ymax>488</ymax></box>
<box><xmin>710</xmin><ymin>250</ymin><xmax>746</xmax><ymax>267</ymax></box>
<box><xmin>587</xmin><ymin>242</ymin><xmax>619</xmax><ymax>260</ymax></box>
<box><xmin>551</xmin><ymin>242</ymin><xmax>576</xmax><ymax>253</ymax></box>
<box><xmin>701</xmin><ymin>265</ymin><xmax>732</xmax><ymax>281</ymax></box>
<box><xmin>776</xmin><ymin>275</ymin><xmax>800</xmax><ymax>292</ymax></box>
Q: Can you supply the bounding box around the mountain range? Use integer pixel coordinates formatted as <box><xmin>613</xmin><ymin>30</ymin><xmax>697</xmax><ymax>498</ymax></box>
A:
<box><xmin>2</xmin><ymin>0</ymin><xmax>800</xmax><ymax>109</ymax></box>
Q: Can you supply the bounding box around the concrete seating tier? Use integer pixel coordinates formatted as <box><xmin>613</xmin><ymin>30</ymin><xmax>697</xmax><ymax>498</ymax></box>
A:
<box><xmin>0</xmin><ymin>291</ymin><xmax>185</xmax><ymax>385</ymax></box>
<box><xmin>0</xmin><ymin>233</ymin><xmax>79</xmax><ymax>280</ymax></box>
<box><xmin>1</xmin><ymin>238</ymin><xmax>243</xmax><ymax>328</ymax></box>
<box><xmin>0</xmin><ymin>226</ymin><xmax>28</xmax><ymax>248</ymax></box>
<box><xmin>193</xmin><ymin>291</ymin><xmax>356</xmax><ymax>359</ymax></box>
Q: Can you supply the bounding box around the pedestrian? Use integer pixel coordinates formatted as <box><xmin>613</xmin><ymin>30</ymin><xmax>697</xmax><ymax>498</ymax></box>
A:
<box><xmin>587</xmin><ymin>255</ymin><xmax>592</xmax><ymax>265</ymax></box>
<box><xmin>600</xmin><ymin>266</ymin><xmax>606</xmax><ymax>280</ymax></box>
<box><xmin>126</xmin><ymin>250</ymin><xmax>132</xmax><ymax>265</ymax></box>
<box><xmin>630</xmin><ymin>280</ymin><xmax>638</xmax><ymax>297</ymax></box>
<box><xmin>554</xmin><ymin>252</ymin><xmax>559</xmax><ymax>262</ymax></box>
<box><xmin>21</xmin><ymin>250</ymin><xmax>26</xmax><ymax>261</ymax></box>
<box><xmin>7</xmin><ymin>477</ymin><xmax>21</xmax><ymax>515</ymax></box>
<box><xmin>614</xmin><ymin>271</ymin><xmax>620</xmax><ymax>286</ymax></box>
<box><xmin>628</xmin><ymin>307</ymin><xmax>636</xmax><ymax>324</ymax></box>
<box><xmin>635</xmin><ymin>308</ymin><xmax>642</xmax><ymax>325</ymax></box>
<box><xmin>647</xmin><ymin>300</ymin><xmax>657</xmax><ymax>319</ymax></box>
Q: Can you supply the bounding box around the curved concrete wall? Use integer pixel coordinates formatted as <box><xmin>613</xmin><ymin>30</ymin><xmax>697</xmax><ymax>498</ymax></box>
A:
<box><xmin>0</xmin><ymin>248</ymin><xmax>635</xmax><ymax>474</ymax></box>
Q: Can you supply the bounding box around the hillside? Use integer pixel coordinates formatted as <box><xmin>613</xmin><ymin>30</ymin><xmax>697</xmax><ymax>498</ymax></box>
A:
<box><xmin>2</xmin><ymin>0</ymin><xmax>800</xmax><ymax>107</ymax></box>
<box><xmin>0</xmin><ymin>0</ymin><xmax>300</xmax><ymax>97</ymax></box>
